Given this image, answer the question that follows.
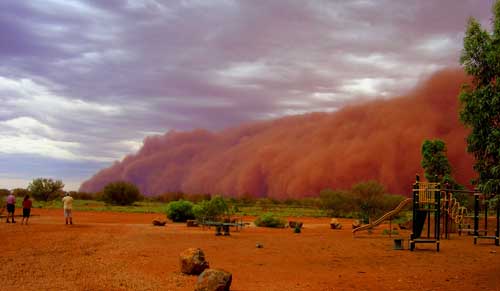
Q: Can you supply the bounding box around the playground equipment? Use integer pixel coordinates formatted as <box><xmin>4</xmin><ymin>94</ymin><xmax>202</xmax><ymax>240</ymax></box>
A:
<box><xmin>410</xmin><ymin>175</ymin><xmax>441</xmax><ymax>252</ymax></box>
<box><xmin>440</xmin><ymin>188</ymin><xmax>470</xmax><ymax>239</ymax></box>
<box><xmin>352</xmin><ymin>198</ymin><xmax>412</xmax><ymax>234</ymax></box>
<box><xmin>441</xmin><ymin>187</ymin><xmax>499</xmax><ymax>246</ymax></box>
<box><xmin>472</xmin><ymin>193</ymin><xmax>499</xmax><ymax>246</ymax></box>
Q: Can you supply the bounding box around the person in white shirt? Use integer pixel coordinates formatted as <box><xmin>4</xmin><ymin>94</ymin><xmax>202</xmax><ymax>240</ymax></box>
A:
<box><xmin>62</xmin><ymin>193</ymin><xmax>74</xmax><ymax>225</ymax></box>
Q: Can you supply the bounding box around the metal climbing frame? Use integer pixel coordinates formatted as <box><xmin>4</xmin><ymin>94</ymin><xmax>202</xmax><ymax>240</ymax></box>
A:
<box><xmin>410</xmin><ymin>175</ymin><xmax>441</xmax><ymax>252</ymax></box>
<box><xmin>473</xmin><ymin>193</ymin><xmax>500</xmax><ymax>246</ymax></box>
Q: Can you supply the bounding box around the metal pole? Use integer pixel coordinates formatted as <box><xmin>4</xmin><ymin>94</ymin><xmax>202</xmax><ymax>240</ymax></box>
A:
<box><xmin>411</xmin><ymin>175</ymin><xmax>419</xmax><ymax>251</ymax></box>
<box><xmin>484</xmin><ymin>196</ymin><xmax>488</xmax><ymax>236</ymax></box>
<box><xmin>474</xmin><ymin>194</ymin><xmax>479</xmax><ymax>244</ymax></box>
<box><xmin>436</xmin><ymin>186</ymin><xmax>441</xmax><ymax>252</ymax></box>
<box><xmin>496</xmin><ymin>197</ymin><xmax>499</xmax><ymax>246</ymax></box>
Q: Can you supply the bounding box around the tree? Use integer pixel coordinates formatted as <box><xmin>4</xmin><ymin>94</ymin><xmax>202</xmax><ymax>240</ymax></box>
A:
<box><xmin>192</xmin><ymin>195</ymin><xmax>229</xmax><ymax>222</ymax></box>
<box><xmin>421</xmin><ymin>139</ymin><xmax>452</xmax><ymax>183</ymax></box>
<box><xmin>12</xmin><ymin>188</ymin><xmax>30</xmax><ymax>198</ymax></box>
<box><xmin>0</xmin><ymin>189</ymin><xmax>10</xmax><ymax>197</ymax></box>
<box><xmin>459</xmin><ymin>1</ymin><xmax>500</xmax><ymax>195</ymax></box>
<box><xmin>351</xmin><ymin>180</ymin><xmax>386</xmax><ymax>223</ymax></box>
<box><xmin>102</xmin><ymin>181</ymin><xmax>143</xmax><ymax>205</ymax></box>
<box><xmin>27</xmin><ymin>178</ymin><xmax>65</xmax><ymax>201</ymax></box>
<box><xmin>166</xmin><ymin>200</ymin><xmax>195</xmax><ymax>222</ymax></box>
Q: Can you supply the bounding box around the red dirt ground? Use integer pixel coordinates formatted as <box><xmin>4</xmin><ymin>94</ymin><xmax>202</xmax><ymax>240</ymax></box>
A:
<box><xmin>0</xmin><ymin>209</ymin><xmax>499</xmax><ymax>291</ymax></box>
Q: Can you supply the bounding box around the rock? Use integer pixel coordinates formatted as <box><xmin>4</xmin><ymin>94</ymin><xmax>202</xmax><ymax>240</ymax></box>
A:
<box><xmin>288</xmin><ymin>221</ymin><xmax>303</xmax><ymax>228</ymax></box>
<box><xmin>194</xmin><ymin>269</ymin><xmax>232</xmax><ymax>291</ymax></box>
<box><xmin>179</xmin><ymin>248</ymin><xmax>209</xmax><ymax>275</ymax></box>
<box><xmin>187</xmin><ymin>220</ymin><xmax>199</xmax><ymax>227</ymax></box>
<box><xmin>152</xmin><ymin>217</ymin><xmax>167</xmax><ymax>226</ymax></box>
<box><xmin>352</xmin><ymin>219</ymin><xmax>361</xmax><ymax>229</ymax></box>
<box><xmin>256</xmin><ymin>243</ymin><xmax>263</xmax><ymax>248</ymax></box>
<box><xmin>330</xmin><ymin>218</ymin><xmax>342</xmax><ymax>230</ymax></box>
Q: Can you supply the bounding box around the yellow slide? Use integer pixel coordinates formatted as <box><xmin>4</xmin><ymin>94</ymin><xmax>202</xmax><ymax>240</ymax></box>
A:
<box><xmin>352</xmin><ymin>198</ymin><xmax>413</xmax><ymax>234</ymax></box>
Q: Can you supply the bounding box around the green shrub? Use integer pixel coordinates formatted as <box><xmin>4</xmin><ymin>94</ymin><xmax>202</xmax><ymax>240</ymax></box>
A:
<box><xmin>382</xmin><ymin>229</ymin><xmax>399</xmax><ymax>235</ymax></box>
<box><xmin>192</xmin><ymin>195</ymin><xmax>229</xmax><ymax>222</ymax></box>
<box><xmin>102</xmin><ymin>181</ymin><xmax>143</xmax><ymax>205</ymax></box>
<box><xmin>12</xmin><ymin>188</ymin><xmax>30</xmax><ymax>198</ymax></box>
<box><xmin>166</xmin><ymin>200</ymin><xmax>195</xmax><ymax>222</ymax></box>
<box><xmin>254</xmin><ymin>213</ymin><xmax>286</xmax><ymax>228</ymax></box>
<box><xmin>319</xmin><ymin>189</ymin><xmax>355</xmax><ymax>217</ymax></box>
<box><xmin>0</xmin><ymin>189</ymin><xmax>10</xmax><ymax>197</ymax></box>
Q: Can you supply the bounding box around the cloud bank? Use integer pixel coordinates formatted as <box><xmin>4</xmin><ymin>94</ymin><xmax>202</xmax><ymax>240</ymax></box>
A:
<box><xmin>80</xmin><ymin>69</ymin><xmax>474</xmax><ymax>198</ymax></box>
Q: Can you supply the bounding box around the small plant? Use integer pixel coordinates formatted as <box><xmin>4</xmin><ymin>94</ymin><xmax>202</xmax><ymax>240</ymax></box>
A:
<box><xmin>102</xmin><ymin>181</ymin><xmax>143</xmax><ymax>205</ymax></box>
<box><xmin>254</xmin><ymin>213</ymin><xmax>286</xmax><ymax>228</ymax></box>
<box><xmin>382</xmin><ymin>229</ymin><xmax>400</xmax><ymax>235</ymax></box>
<box><xmin>166</xmin><ymin>200</ymin><xmax>195</xmax><ymax>222</ymax></box>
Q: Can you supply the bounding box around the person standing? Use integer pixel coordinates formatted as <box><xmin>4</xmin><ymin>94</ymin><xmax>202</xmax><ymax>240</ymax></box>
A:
<box><xmin>5</xmin><ymin>192</ymin><xmax>16</xmax><ymax>223</ymax></box>
<box><xmin>62</xmin><ymin>192</ymin><xmax>74</xmax><ymax>225</ymax></box>
<box><xmin>21</xmin><ymin>195</ymin><xmax>33</xmax><ymax>225</ymax></box>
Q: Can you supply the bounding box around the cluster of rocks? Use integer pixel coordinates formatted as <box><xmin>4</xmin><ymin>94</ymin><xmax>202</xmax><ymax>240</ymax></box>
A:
<box><xmin>180</xmin><ymin>248</ymin><xmax>232</xmax><ymax>291</ymax></box>
<box><xmin>330</xmin><ymin>218</ymin><xmax>342</xmax><ymax>230</ymax></box>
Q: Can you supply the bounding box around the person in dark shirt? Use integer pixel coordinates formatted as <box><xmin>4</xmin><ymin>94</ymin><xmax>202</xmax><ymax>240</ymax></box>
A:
<box><xmin>21</xmin><ymin>195</ymin><xmax>32</xmax><ymax>225</ymax></box>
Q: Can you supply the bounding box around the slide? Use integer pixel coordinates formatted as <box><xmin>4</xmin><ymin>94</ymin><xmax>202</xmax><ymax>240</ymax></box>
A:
<box><xmin>352</xmin><ymin>198</ymin><xmax>413</xmax><ymax>233</ymax></box>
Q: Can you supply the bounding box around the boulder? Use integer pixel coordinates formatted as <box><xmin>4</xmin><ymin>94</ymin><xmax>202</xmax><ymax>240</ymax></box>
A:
<box><xmin>352</xmin><ymin>219</ymin><xmax>362</xmax><ymax>229</ymax></box>
<box><xmin>179</xmin><ymin>248</ymin><xmax>209</xmax><ymax>275</ymax></box>
<box><xmin>194</xmin><ymin>269</ymin><xmax>232</xmax><ymax>291</ymax></box>
<box><xmin>330</xmin><ymin>218</ymin><xmax>342</xmax><ymax>230</ymax></box>
<box><xmin>152</xmin><ymin>217</ymin><xmax>167</xmax><ymax>226</ymax></box>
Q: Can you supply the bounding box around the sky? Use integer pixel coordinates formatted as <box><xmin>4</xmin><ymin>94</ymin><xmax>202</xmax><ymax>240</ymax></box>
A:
<box><xmin>0</xmin><ymin>0</ymin><xmax>493</xmax><ymax>191</ymax></box>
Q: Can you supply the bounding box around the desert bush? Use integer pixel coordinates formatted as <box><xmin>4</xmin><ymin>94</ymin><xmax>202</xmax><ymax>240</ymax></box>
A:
<box><xmin>319</xmin><ymin>189</ymin><xmax>355</xmax><ymax>217</ymax></box>
<box><xmin>254</xmin><ymin>213</ymin><xmax>286</xmax><ymax>228</ymax></box>
<box><xmin>0</xmin><ymin>188</ymin><xmax>10</xmax><ymax>197</ymax></box>
<box><xmin>69</xmin><ymin>191</ymin><xmax>95</xmax><ymax>200</ymax></box>
<box><xmin>352</xmin><ymin>180</ymin><xmax>387</xmax><ymax>223</ymax></box>
<box><xmin>12</xmin><ymin>188</ymin><xmax>30</xmax><ymax>198</ymax></box>
<box><xmin>192</xmin><ymin>195</ymin><xmax>229</xmax><ymax>221</ymax></box>
<box><xmin>166</xmin><ymin>200</ymin><xmax>195</xmax><ymax>222</ymax></box>
<box><xmin>102</xmin><ymin>181</ymin><xmax>143</xmax><ymax>205</ymax></box>
<box><xmin>27</xmin><ymin>178</ymin><xmax>65</xmax><ymax>201</ymax></box>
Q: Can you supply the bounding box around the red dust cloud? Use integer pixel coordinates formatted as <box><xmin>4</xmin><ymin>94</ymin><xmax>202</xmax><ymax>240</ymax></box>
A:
<box><xmin>80</xmin><ymin>69</ymin><xmax>475</xmax><ymax>198</ymax></box>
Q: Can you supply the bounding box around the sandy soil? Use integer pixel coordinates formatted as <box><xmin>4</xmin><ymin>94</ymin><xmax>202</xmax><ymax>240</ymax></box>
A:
<box><xmin>0</xmin><ymin>209</ymin><xmax>499</xmax><ymax>291</ymax></box>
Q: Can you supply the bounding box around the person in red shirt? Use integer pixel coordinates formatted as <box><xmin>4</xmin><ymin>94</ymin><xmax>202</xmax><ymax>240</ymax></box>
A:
<box><xmin>21</xmin><ymin>195</ymin><xmax>32</xmax><ymax>225</ymax></box>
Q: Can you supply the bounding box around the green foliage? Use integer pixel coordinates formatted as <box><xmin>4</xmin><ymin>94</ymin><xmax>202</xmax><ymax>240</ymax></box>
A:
<box><xmin>27</xmin><ymin>178</ymin><xmax>65</xmax><ymax>201</ymax></box>
<box><xmin>0</xmin><ymin>189</ymin><xmax>10</xmax><ymax>197</ymax></box>
<box><xmin>421</xmin><ymin>139</ymin><xmax>464</xmax><ymax>191</ymax></box>
<box><xmin>319</xmin><ymin>189</ymin><xmax>355</xmax><ymax>217</ymax></box>
<box><xmin>382</xmin><ymin>229</ymin><xmax>399</xmax><ymax>235</ymax></box>
<box><xmin>352</xmin><ymin>180</ymin><xmax>387</xmax><ymax>223</ymax></box>
<box><xmin>192</xmin><ymin>195</ymin><xmax>229</xmax><ymax>221</ymax></box>
<box><xmin>102</xmin><ymin>181</ymin><xmax>143</xmax><ymax>205</ymax></box>
<box><xmin>421</xmin><ymin>139</ymin><xmax>452</xmax><ymax>183</ymax></box>
<box><xmin>254</xmin><ymin>213</ymin><xmax>286</xmax><ymax>228</ymax></box>
<box><xmin>459</xmin><ymin>1</ymin><xmax>500</xmax><ymax>195</ymax></box>
<box><xmin>68</xmin><ymin>191</ymin><xmax>95</xmax><ymax>200</ymax></box>
<box><xmin>12</xmin><ymin>188</ymin><xmax>30</xmax><ymax>198</ymax></box>
<box><xmin>166</xmin><ymin>200</ymin><xmax>195</xmax><ymax>222</ymax></box>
